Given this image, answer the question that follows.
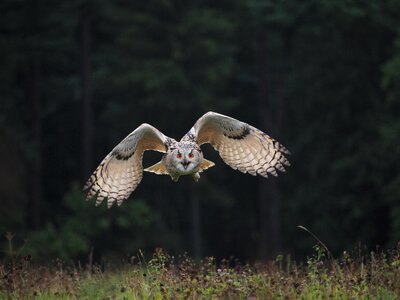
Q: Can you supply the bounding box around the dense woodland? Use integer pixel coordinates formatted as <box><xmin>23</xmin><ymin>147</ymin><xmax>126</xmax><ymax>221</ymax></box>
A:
<box><xmin>1</xmin><ymin>0</ymin><xmax>400</xmax><ymax>262</ymax></box>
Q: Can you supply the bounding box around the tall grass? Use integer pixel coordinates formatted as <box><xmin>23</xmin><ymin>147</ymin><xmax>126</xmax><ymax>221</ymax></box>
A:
<box><xmin>1</xmin><ymin>237</ymin><xmax>399</xmax><ymax>299</ymax></box>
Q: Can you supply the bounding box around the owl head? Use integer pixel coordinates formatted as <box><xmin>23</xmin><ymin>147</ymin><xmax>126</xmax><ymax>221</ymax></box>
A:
<box><xmin>170</xmin><ymin>144</ymin><xmax>203</xmax><ymax>174</ymax></box>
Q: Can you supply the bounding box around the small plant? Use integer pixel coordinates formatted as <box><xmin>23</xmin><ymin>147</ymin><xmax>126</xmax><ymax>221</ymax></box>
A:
<box><xmin>1</xmin><ymin>234</ymin><xmax>400</xmax><ymax>299</ymax></box>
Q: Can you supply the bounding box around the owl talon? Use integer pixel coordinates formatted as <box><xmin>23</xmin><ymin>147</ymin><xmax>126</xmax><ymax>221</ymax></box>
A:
<box><xmin>192</xmin><ymin>172</ymin><xmax>200</xmax><ymax>182</ymax></box>
<box><xmin>171</xmin><ymin>174</ymin><xmax>180</xmax><ymax>182</ymax></box>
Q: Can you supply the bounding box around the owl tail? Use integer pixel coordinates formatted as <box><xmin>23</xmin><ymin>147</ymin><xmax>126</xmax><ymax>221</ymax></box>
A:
<box><xmin>144</xmin><ymin>161</ymin><xmax>169</xmax><ymax>175</ymax></box>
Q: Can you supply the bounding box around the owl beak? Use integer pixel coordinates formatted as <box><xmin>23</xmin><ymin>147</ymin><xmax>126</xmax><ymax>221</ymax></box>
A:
<box><xmin>181</xmin><ymin>159</ymin><xmax>190</xmax><ymax>169</ymax></box>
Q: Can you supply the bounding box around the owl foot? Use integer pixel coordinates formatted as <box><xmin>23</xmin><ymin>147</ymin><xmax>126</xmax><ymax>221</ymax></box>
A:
<box><xmin>171</xmin><ymin>174</ymin><xmax>180</xmax><ymax>182</ymax></box>
<box><xmin>191</xmin><ymin>172</ymin><xmax>200</xmax><ymax>182</ymax></box>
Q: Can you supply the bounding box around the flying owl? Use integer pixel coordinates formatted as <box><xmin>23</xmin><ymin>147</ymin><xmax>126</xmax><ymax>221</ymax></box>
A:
<box><xmin>84</xmin><ymin>112</ymin><xmax>290</xmax><ymax>208</ymax></box>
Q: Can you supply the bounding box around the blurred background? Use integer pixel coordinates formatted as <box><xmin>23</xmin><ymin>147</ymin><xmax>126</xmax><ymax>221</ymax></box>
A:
<box><xmin>0</xmin><ymin>0</ymin><xmax>399</xmax><ymax>262</ymax></box>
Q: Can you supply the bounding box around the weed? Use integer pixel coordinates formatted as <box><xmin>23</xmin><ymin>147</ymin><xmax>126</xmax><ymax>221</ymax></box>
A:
<box><xmin>0</xmin><ymin>235</ymin><xmax>399</xmax><ymax>299</ymax></box>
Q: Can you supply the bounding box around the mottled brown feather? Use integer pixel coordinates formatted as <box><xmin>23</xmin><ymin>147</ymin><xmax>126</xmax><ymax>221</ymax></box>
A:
<box><xmin>187</xmin><ymin>112</ymin><xmax>290</xmax><ymax>178</ymax></box>
<box><xmin>84</xmin><ymin>123</ymin><xmax>169</xmax><ymax>208</ymax></box>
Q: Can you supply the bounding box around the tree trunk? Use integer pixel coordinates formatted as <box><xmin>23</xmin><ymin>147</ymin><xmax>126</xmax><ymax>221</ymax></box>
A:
<box><xmin>191</xmin><ymin>194</ymin><xmax>202</xmax><ymax>258</ymax></box>
<box><xmin>256</xmin><ymin>27</ymin><xmax>283</xmax><ymax>260</ymax></box>
<box><xmin>81</xmin><ymin>11</ymin><xmax>93</xmax><ymax>182</ymax></box>
<box><xmin>28</xmin><ymin>57</ymin><xmax>43</xmax><ymax>228</ymax></box>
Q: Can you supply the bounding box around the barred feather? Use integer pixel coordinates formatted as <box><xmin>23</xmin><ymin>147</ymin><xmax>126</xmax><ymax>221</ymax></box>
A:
<box><xmin>84</xmin><ymin>123</ymin><xmax>168</xmax><ymax>208</ymax></box>
<box><xmin>184</xmin><ymin>112</ymin><xmax>290</xmax><ymax>178</ymax></box>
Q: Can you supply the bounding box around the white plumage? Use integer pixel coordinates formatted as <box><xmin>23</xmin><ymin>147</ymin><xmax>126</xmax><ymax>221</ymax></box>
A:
<box><xmin>84</xmin><ymin>112</ymin><xmax>290</xmax><ymax>207</ymax></box>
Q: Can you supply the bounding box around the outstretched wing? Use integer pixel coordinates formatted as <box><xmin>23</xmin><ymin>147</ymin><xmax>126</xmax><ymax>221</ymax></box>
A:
<box><xmin>183</xmin><ymin>112</ymin><xmax>290</xmax><ymax>177</ymax></box>
<box><xmin>84</xmin><ymin>123</ymin><xmax>169</xmax><ymax>208</ymax></box>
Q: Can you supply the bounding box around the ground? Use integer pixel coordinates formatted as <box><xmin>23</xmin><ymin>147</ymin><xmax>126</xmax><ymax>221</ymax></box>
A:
<box><xmin>1</xmin><ymin>245</ymin><xmax>400</xmax><ymax>299</ymax></box>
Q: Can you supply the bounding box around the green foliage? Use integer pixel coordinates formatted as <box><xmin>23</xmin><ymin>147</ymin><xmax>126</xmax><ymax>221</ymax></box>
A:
<box><xmin>0</xmin><ymin>0</ymin><xmax>400</xmax><ymax>261</ymax></box>
<box><xmin>26</xmin><ymin>183</ymin><xmax>156</xmax><ymax>260</ymax></box>
<box><xmin>1</xmin><ymin>247</ymin><xmax>400</xmax><ymax>299</ymax></box>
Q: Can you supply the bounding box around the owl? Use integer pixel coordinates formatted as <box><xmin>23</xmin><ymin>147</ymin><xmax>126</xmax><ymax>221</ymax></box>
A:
<box><xmin>84</xmin><ymin>112</ymin><xmax>290</xmax><ymax>207</ymax></box>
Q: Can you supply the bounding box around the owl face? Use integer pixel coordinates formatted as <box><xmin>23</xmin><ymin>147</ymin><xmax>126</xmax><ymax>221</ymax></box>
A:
<box><xmin>169</xmin><ymin>145</ymin><xmax>202</xmax><ymax>174</ymax></box>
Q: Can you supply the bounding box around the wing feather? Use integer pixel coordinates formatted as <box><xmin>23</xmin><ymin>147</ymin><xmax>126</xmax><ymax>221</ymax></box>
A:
<box><xmin>184</xmin><ymin>112</ymin><xmax>290</xmax><ymax>178</ymax></box>
<box><xmin>84</xmin><ymin>123</ymin><xmax>169</xmax><ymax>208</ymax></box>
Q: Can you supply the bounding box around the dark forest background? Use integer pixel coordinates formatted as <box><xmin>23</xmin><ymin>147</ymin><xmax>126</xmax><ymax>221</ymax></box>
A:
<box><xmin>1</xmin><ymin>0</ymin><xmax>400</xmax><ymax>262</ymax></box>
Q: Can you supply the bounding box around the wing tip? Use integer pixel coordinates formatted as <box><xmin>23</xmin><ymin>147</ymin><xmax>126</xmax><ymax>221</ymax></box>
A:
<box><xmin>280</xmin><ymin>146</ymin><xmax>291</xmax><ymax>155</ymax></box>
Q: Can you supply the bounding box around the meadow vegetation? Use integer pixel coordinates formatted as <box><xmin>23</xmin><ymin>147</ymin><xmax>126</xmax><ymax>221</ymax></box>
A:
<box><xmin>1</xmin><ymin>241</ymin><xmax>399</xmax><ymax>299</ymax></box>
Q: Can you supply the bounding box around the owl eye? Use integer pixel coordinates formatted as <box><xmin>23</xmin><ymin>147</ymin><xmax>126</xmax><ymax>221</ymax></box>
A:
<box><xmin>177</xmin><ymin>153</ymin><xmax>182</xmax><ymax>159</ymax></box>
<box><xmin>188</xmin><ymin>153</ymin><xmax>194</xmax><ymax>159</ymax></box>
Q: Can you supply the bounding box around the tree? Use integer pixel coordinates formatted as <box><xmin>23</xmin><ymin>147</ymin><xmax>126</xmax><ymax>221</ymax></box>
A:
<box><xmin>80</xmin><ymin>4</ymin><xmax>94</xmax><ymax>182</ymax></box>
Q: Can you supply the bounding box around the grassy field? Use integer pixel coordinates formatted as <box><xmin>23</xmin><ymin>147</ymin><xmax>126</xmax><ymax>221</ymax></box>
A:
<box><xmin>1</xmin><ymin>245</ymin><xmax>400</xmax><ymax>299</ymax></box>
